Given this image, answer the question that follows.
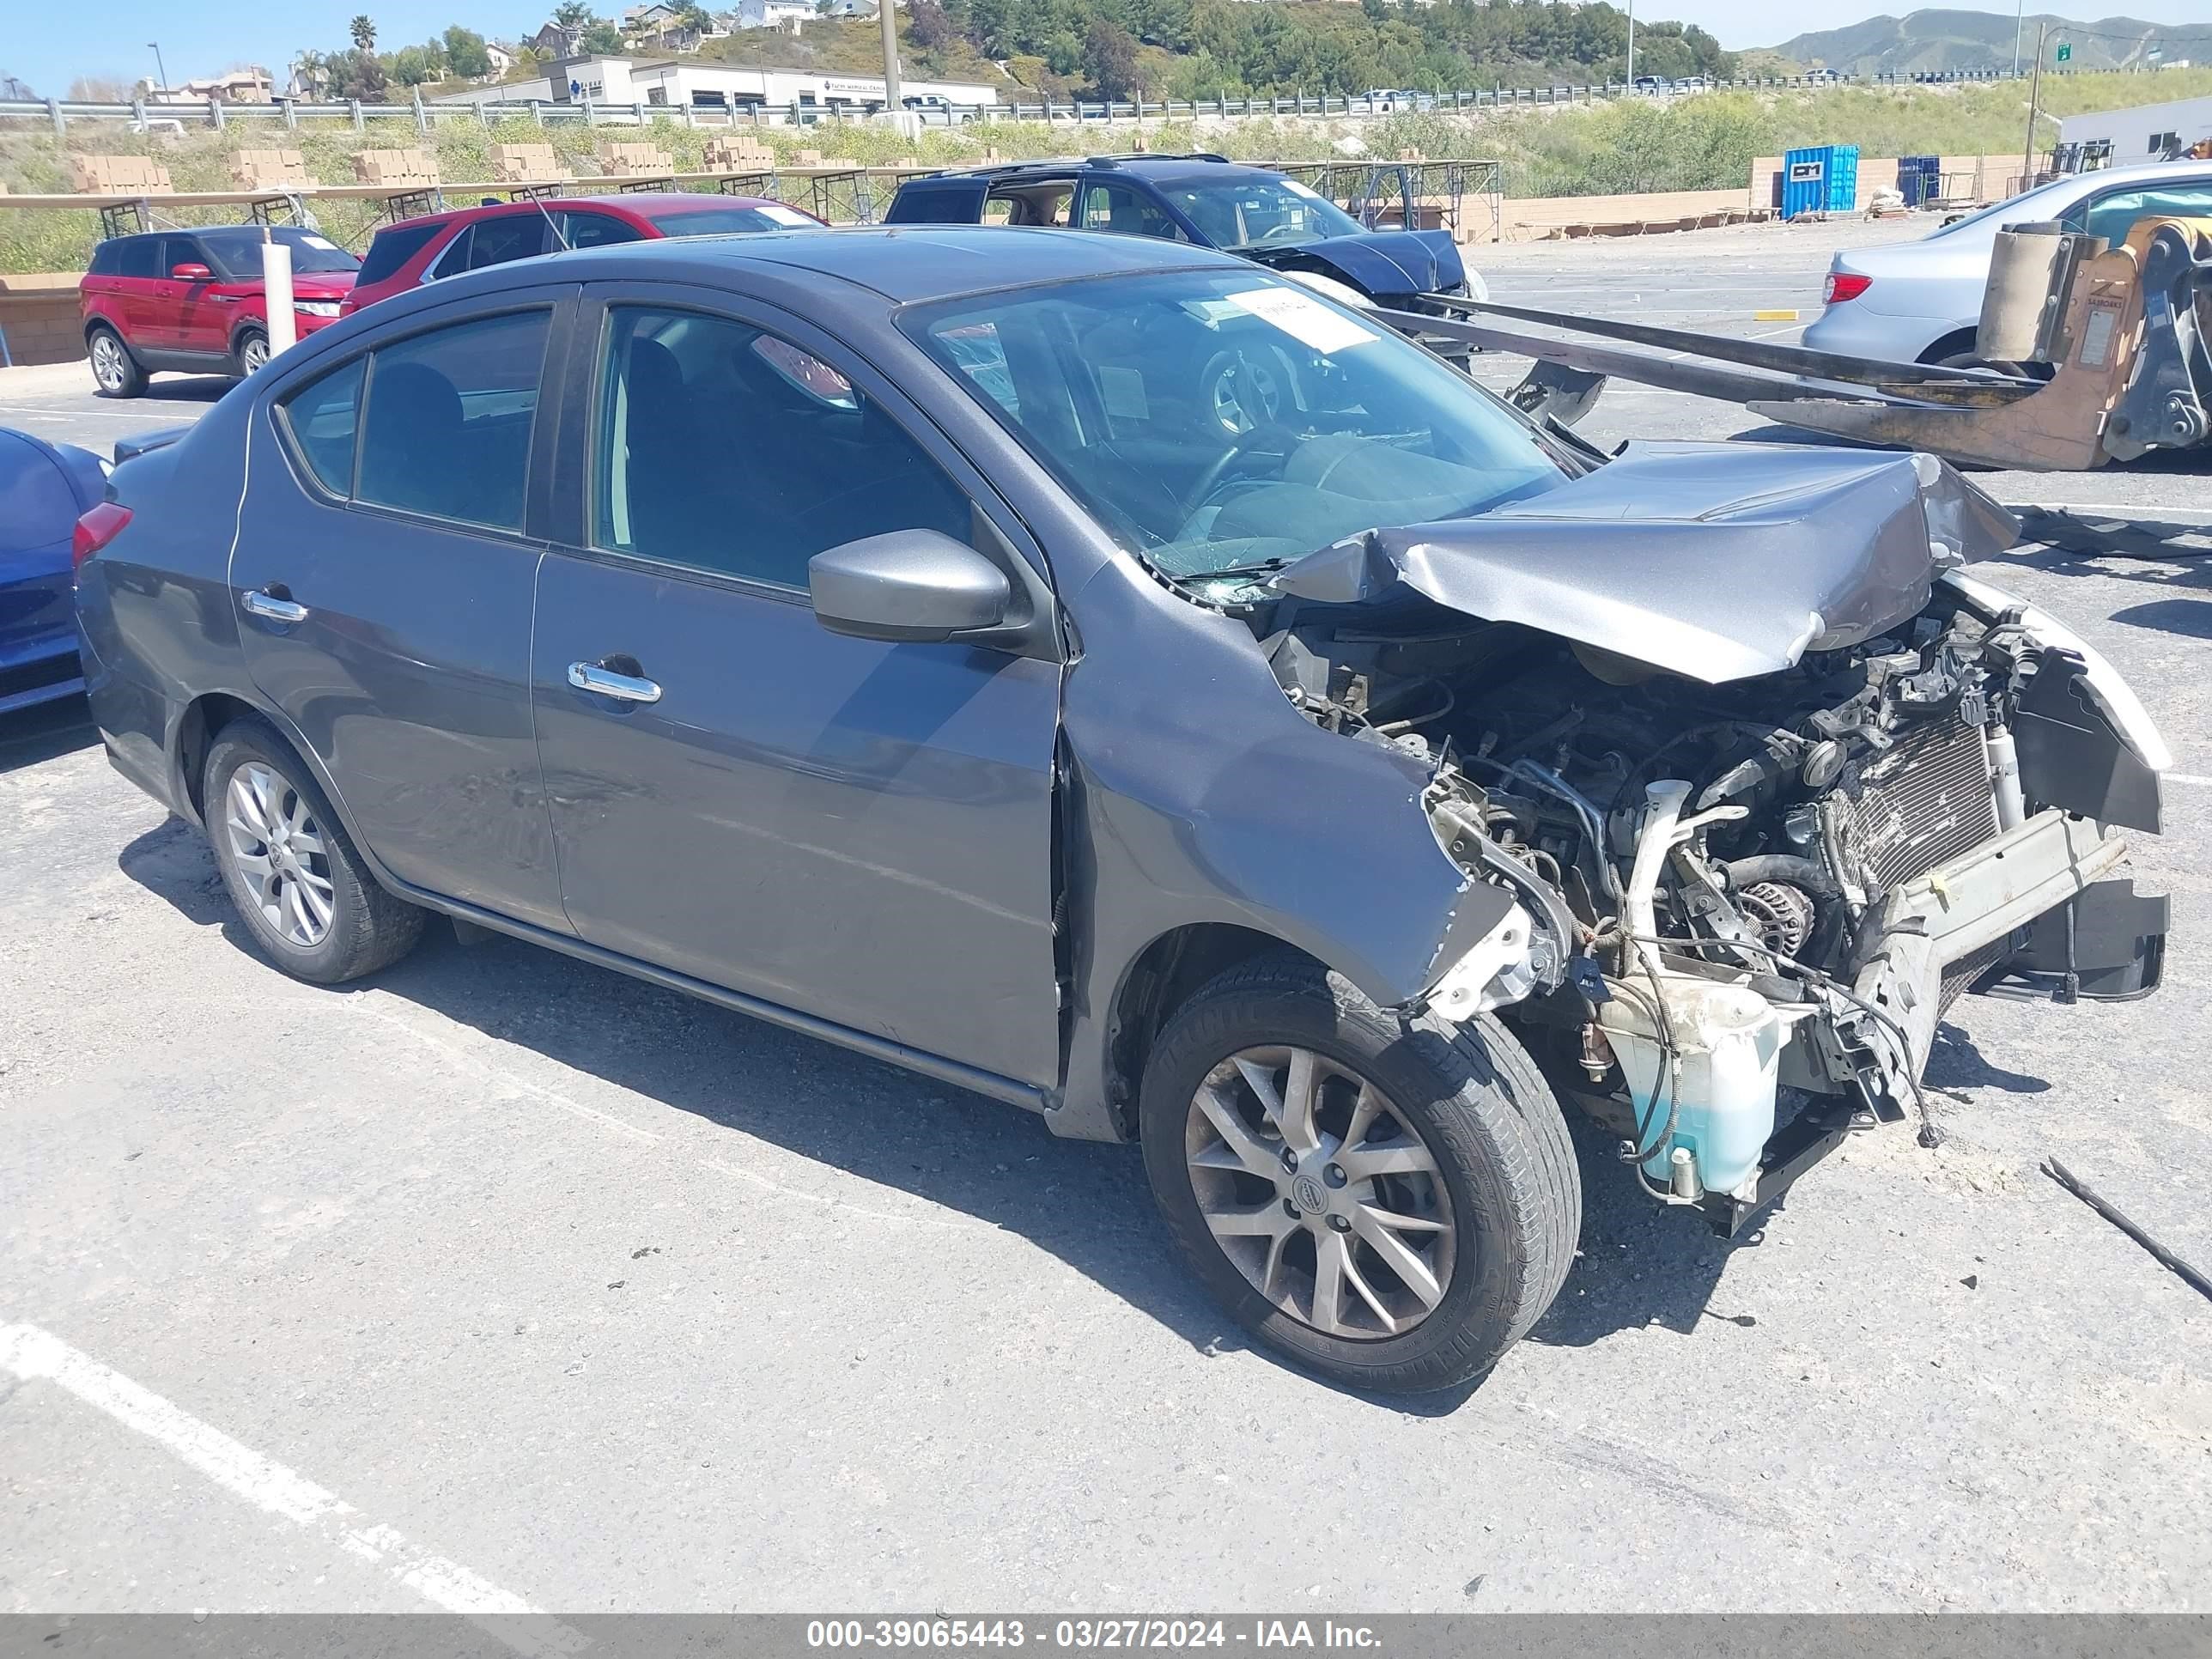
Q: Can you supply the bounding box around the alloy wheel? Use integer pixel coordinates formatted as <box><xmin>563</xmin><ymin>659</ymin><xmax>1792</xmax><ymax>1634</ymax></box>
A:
<box><xmin>1184</xmin><ymin>1045</ymin><xmax>1456</xmax><ymax>1340</ymax></box>
<box><xmin>240</xmin><ymin>335</ymin><xmax>270</xmax><ymax>373</ymax></box>
<box><xmin>224</xmin><ymin>762</ymin><xmax>337</xmax><ymax>949</ymax></box>
<box><xmin>91</xmin><ymin>334</ymin><xmax>126</xmax><ymax>391</ymax></box>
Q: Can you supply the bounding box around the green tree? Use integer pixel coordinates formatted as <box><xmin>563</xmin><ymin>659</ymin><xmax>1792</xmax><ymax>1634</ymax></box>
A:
<box><xmin>324</xmin><ymin>45</ymin><xmax>387</xmax><ymax>97</ymax></box>
<box><xmin>349</xmin><ymin>14</ymin><xmax>377</xmax><ymax>50</ymax></box>
<box><xmin>581</xmin><ymin>20</ymin><xmax>624</xmax><ymax>52</ymax></box>
<box><xmin>441</xmin><ymin>25</ymin><xmax>495</xmax><ymax>76</ymax></box>
<box><xmin>908</xmin><ymin>0</ymin><xmax>957</xmax><ymax>50</ymax></box>
<box><xmin>385</xmin><ymin>42</ymin><xmax>447</xmax><ymax>85</ymax></box>
<box><xmin>1082</xmin><ymin>14</ymin><xmax>1138</xmax><ymax>94</ymax></box>
<box><xmin>551</xmin><ymin>1</ymin><xmax>597</xmax><ymax>28</ymax></box>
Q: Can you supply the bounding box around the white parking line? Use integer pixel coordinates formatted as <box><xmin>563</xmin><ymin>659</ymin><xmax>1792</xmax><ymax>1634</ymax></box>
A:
<box><xmin>0</xmin><ymin>1322</ymin><xmax>586</xmax><ymax>1654</ymax></box>
<box><xmin>2166</xmin><ymin>772</ymin><xmax>2212</xmax><ymax>788</ymax></box>
<box><xmin>0</xmin><ymin>403</ymin><xmax>172</xmax><ymax>421</ymax></box>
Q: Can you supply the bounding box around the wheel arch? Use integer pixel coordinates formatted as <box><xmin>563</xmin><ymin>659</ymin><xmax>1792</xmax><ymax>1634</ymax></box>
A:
<box><xmin>1099</xmin><ymin>922</ymin><xmax>1327</xmax><ymax>1140</ymax></box>
<box><xmin>170</xmin><ymin>690</ymin><xmax>403</xmax><ymax>896</ymax></box>
<box><xmin>1915</xmin><ymin>325</ymin><xmax>1980</xmax><ymax>366</ymax></box>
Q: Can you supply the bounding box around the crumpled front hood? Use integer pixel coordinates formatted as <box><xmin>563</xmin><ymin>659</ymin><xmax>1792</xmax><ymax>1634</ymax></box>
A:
<box><xmin>1270</xmin><ymin>441</ymin><xmax>2020</xmax><ymax>684</ymax></box>
<box><xmin>1249</xmin><ymin>228</ymin><xmax>1466</xmax><ymax>301</ymax></box>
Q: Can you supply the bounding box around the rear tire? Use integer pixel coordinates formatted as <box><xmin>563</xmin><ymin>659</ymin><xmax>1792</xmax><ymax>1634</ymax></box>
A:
<box><xmin>1138</xmin><ymin>951</ymin><xmax>1575</xmax><ymax>1394</ymax></box>
<box><xmin>204</xmin><ymin>719</ymin><xmax>425</xmax><ymax>985</ymax></box>
<box><xmin>88</xmin><ymin>326</ymin><xmax>144</xmax><ymax>398</ymax></box>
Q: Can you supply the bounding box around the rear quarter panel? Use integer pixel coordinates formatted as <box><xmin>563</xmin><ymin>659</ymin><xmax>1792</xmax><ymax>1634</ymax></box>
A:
<box><xmin>77</xmin><ymin>392</ymin><xmax>257</xmax><ymax>811</ymax></box>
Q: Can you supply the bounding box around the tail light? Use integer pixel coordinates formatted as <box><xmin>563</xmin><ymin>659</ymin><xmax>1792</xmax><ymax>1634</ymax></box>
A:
<box><xmin>1824</xmin><ymin>271</ymin><xmax>1873</xmax><ymax>304</ymax></box>
<box><xmin>72</xmin><ymin>501</ymin><xmax>134</xmax><ymax>570</ymax></box>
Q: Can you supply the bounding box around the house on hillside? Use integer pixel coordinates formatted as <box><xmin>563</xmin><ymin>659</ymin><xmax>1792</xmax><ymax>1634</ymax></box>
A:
<box><xmin>625</xmin><ymin>3</ymin><xmax>707</xmax><ymax>50</ymax></box>
<box><xmin>525</xmin><ymin>21</ymin><xmax>583</xmax><ymax>58</ymax></box>
<box><xmin>141</xmin><ymin>66</ymin><xmax>276</xmax><ymax>104</ymax></box>
<box><xmin>147</xmin><ymin>67</ymin><xmax>276</xmax><ymax>104</ymax></box>
<box><xmin>483</xmin><ymin>42</ymin><xmax>519</xmax><ymax>77</ymax></box>
<box><xmin>733</xmin><ymin>0</ymin><xmax>817</xmax><ymax>29</ymax></box>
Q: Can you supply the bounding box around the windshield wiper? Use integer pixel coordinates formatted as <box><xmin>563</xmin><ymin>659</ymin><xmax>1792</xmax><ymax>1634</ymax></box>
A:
<box><xmin>1176</xmin><ymin>554</ymin><xmax>1295</xmax><ymax>583</ymax></box>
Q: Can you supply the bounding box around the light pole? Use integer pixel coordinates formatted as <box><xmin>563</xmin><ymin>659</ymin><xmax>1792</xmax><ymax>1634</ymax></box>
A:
<box><xmin>148</xmin><ymin>40</ymin><xmax>169</xmax><ymax>94</ymax></box>
<box><xmin>877</xmin><ymin>0</ymin><xmax>902</xmax><ymax>120</ymax></box>
<box><xmin>2012</xmin><ymin>0</ymin><xmax>2024</xmax><ymax>77</ymax></box>
<box><xmin>1625</xmin><ymin>0</ymin><xmax>1636</xmax><ymax>86</ymax></box>
<box><xmin>2021</xmin><ymin>20</ymin><xmax>2048</xmax><ymax>190</ymax></box>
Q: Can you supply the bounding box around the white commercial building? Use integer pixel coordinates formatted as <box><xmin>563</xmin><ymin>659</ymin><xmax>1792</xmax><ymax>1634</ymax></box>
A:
<box><xmin>2058</xmin><ymin>94</ymin><xmax>2212</xmax><ymax>167</ymax></box>
<box><xmin>434</xmin><ymin>54</ymin><xmax>999</xmax><ymax>115</ymax></box>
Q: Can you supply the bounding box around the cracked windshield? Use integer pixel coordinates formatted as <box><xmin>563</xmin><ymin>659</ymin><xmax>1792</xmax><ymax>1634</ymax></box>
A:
<box><xmin>907</xmin><ymin>270</ymin><xmax>1564</xmax><ymax>582</ymax></box>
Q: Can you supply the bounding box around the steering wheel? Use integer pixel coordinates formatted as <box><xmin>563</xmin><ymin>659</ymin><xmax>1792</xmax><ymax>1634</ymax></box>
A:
<box><xmin>1180</xmin><ymin>420</ymin><xmax>1300</xmax><ymax>518</ymax></box>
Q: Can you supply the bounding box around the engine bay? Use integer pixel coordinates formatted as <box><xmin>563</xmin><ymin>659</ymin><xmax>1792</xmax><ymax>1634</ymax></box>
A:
<box><xmin>1241</xmin><ymin>577</ymin><xmax>2122</xmax><ymax>1222</ymax></box>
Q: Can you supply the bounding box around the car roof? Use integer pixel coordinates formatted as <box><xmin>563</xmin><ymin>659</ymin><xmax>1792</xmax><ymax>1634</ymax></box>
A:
<box><xmin>376</xmin><ymin>191</ymin><xmax>772</xmax><ymax>236</ymax></box>
<box><xmin>2054</xmin><ymin>157</ymin><xmax>2212</xmax><ymax>190</ymax></box>
<box><xmin>927</xmin><ymin>153</ymin><xmax>1264</xmax><ymax>187</ymax></box>
<box><xmin>447</xmin><ymin>224</ymin><xmax>1245</xmax><ymax>305</ymax></box>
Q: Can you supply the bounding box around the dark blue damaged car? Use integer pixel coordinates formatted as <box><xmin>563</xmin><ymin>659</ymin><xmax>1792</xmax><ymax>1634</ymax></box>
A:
<box><xmin>72</xmin><ymin>226</ymin><xmax>2168</xmax><ymax>1393</ymax></box>
<box><xmin>884</xmin><ymin>154</ymin><xmax>1481</xmax><ymax>313</ymax></box>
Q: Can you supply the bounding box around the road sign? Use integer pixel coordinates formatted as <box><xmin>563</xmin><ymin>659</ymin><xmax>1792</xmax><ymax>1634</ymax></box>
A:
<box><xmin>2056</xmin><ymin>42</ymin><xmax>2072</xmax><ymax>61</ymax></box>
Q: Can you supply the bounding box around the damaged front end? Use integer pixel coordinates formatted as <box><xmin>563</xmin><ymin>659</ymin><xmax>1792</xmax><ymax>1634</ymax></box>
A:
<box><xmin>1243</xmin><ymin>444</ymin><xmax>2171</xmax><ymax>1232</ymax></box>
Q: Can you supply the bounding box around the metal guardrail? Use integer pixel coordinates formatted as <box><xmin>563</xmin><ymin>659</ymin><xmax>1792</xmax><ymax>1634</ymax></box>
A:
<box><xmin>0</xmin><ymin>66</ymin><xmax>2048</xmax><ymax>135</ymax></box>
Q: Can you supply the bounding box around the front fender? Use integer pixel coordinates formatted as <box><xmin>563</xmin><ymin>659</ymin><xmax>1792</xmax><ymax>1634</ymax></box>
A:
<box><xmin>1051</xmin><ymin>552</ymin><xmax>1511</xmax><ymax>1140</ymax></box>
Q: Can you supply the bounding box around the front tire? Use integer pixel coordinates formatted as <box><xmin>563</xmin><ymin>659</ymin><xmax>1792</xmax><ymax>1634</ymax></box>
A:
<box><xmin>1139</xmin><ymin>952</ymin><xmax>1577</xmax><ymax>1393</ymax></box>
<box><xmin>204</xmin><ymin>720</ymin><xmax>425</xmax><ymax>984</ymax></box>
<box><xmin>88</xmin><ymin>325</ymin><xmax>145</xmax><ymax>398</ymax></box>
<box><xmin>233</xmin><ymin>327</ymin><xmax>270</xmax><ymax>377</ymax></box>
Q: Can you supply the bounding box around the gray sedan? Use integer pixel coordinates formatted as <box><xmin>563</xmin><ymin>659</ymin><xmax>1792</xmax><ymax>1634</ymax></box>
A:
<box><xmin>76</xmin><ymin>227</ymin><xmax>2168</xmax><ymax>1392</ymax></box>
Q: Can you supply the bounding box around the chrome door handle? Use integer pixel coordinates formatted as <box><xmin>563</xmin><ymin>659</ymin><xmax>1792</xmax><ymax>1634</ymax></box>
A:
<box><xmin>568</xmin><ymin>660</ymin><xmax>662</xmax><ymax>704</ymax></box>
<box><xmin>241</xmin><ymin>589</ymin><xmax>309</xmax><ymax>623</ymax></box>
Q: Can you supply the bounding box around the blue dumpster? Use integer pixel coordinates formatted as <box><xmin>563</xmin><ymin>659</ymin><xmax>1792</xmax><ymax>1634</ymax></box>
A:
<box><xmin>1897</xmin><ymin>154</ymin><xmax>1941</xmax><ymax>207</ymax></box>
<box><xmin>1781</xmin><ymin>145</ymin><xmax>1859</xmax><ymax>218</ymax></box>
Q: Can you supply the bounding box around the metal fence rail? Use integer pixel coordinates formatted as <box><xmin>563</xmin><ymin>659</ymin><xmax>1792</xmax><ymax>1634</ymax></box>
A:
<box><xmin>0</xmin><ymin>66</ymin><xmax>2044</xmax><ymax>135</ymax></box>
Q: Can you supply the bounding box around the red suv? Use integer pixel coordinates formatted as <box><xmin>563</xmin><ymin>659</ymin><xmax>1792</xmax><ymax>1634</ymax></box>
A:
<box><xmin>342</xmin><ymin>192</ymin><xmax>824</xmax><ymax>315</ymax></box>
<box><xmin>80</xmin><ymin>225</ymin><xmax>361</xmax><ymax>397</ymax></box>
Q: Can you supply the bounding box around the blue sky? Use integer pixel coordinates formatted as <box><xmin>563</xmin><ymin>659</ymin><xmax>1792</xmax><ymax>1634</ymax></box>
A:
<box><xmin>4</xmin><ymin>0</ymin><xmax>2209</xmax><ymax>94</ymax></box>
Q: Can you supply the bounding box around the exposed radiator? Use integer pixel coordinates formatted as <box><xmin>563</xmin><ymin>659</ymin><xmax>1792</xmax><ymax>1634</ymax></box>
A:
<box><xmin>1844</xmin><ymin>715</ymin><xmax>2001</xmax><ymax>890</ymax></box>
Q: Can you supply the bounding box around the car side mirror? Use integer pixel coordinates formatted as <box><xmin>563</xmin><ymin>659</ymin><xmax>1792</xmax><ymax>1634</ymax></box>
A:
<box><xmin>809</xmin><ymin>529</ymin><xmax>1011</xmax><ymax>643</ymax></box>
<box><xmin>170</xmin><ymin>262</ymin><xmax>213</xmax><ymax>282</ymax></box>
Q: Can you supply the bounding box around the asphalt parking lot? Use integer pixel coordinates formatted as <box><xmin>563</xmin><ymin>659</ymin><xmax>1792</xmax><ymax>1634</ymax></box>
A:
<box><xmin>3</xmin><ymin>219</ymin><xmax>2209</xmax><ymax>1616</ymax></box>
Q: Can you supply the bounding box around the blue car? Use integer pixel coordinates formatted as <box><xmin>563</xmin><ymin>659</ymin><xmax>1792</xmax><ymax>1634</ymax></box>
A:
<box><xmin>884</xmin><ymin>155</ymin><xmax>1482</xmax><ymax>314</ymax></box>
<box><xmin>1</xmin><ymin>428</ymin><xmax>106</xmax><ymax>714</ymax></box>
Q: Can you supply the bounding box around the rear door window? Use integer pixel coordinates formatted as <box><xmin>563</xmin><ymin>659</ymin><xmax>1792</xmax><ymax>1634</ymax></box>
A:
<box><xmin>276</xmin><ymin>311</ymin><xmax>550</xmax><ymax>530</ymax></box>
<box><xmin>357</xmin><ymin>311</ymin><xmax>550</xmax><ymax>529</ymax></box>
<box><xmin>277</xmin><ymin>358</ymin><xmax>367</xmax><ymax>495</ymax></box>
<box><xmin>113</xmin><ymin>239</ymin><xmax>161</xmax><ymax>279</ymax></box>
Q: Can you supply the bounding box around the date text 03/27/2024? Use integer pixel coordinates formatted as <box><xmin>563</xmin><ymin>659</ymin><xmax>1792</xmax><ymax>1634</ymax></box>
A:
<box><xmin>805</xmin><ymin>1620</ymin><xmax>1385</xmax><ymax>1650</ymax></box>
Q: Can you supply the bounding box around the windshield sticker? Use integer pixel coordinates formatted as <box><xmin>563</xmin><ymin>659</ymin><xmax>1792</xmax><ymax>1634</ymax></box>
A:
<box><xmin>301</xmin><ymin>234</ymin><xmax>341</xmax><ymax>250</ymax></box>
<box><xmin>1220</xmin><ymin>286</ymin><xmax>1379</xmax><ymax>354</ymax></box>
<box><xmin>756</xmin><ymin>204</ymin><xmax>817</xmax><ymax>228</ymax></box>
<box><xmin>1281</xmin><ymin>179</ymin><xmax>1324</xmax><ymax>200</ymax></box>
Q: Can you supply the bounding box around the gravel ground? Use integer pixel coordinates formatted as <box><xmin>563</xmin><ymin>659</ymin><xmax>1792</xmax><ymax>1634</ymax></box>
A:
<box><xmin>3</xmin><ymin>219</ymin><xmax>2209</xmax><ymax>1616</ymax></box>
